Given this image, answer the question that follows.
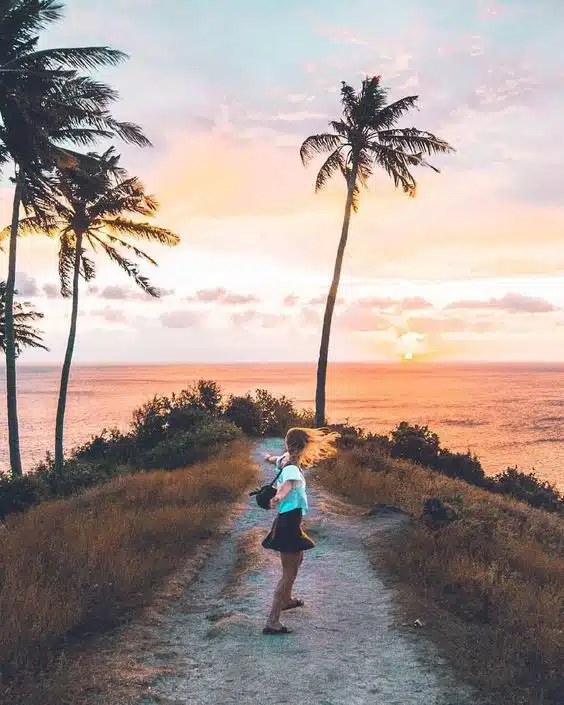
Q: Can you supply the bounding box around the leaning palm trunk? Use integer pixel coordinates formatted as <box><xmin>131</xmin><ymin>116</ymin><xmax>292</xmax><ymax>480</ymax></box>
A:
<box><xmin>5</xmin><ymin>171</ymin><xmax>24</xmax><ymax>477</ymax></box>
<box><xmin>54</xmin><ymin>232</ymin><xmax>83</xmax><ymax>477</ymax></box>
<box><xmin>315</xmin><ymin>164</ymin><xmax>358</xmax><ymax>427</ymax></box>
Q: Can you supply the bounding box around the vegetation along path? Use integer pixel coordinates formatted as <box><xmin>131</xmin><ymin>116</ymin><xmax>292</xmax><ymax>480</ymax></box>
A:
<box><xmin>138</xmin><ymin>439</ymin><xmax>482</xmax><ymax>705</ymax></box>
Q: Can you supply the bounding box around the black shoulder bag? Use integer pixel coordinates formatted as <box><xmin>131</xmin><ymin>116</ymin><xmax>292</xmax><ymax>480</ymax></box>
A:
<box><xmin>249</xmin><ymin>463</ymin><xmax>284</xmax><ymax>510</ymax></box>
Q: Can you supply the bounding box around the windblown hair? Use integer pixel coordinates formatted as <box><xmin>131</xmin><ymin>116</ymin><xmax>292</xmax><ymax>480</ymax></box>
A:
<box><xmin>285</xmin><ymin>427</ymin><xmax>340</xmax><ymax>468</ymax></box>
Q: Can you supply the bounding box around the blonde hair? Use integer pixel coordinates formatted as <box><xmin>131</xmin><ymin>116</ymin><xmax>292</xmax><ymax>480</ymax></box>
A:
<box><xmin>285</xmin><ymin>427</ymin><xmax>340</xmax><ymax>468</ymax></box>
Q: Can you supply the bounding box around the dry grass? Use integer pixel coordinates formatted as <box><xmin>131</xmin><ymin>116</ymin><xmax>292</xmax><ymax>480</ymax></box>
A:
<box><xmin>0</xmin><ymin>440</ymin><xmax>257</xmax><ymax>704</ymax></box>
<box><xmin>316</xmin><ymin>451</ymin><xmax>564</xmax><ymax>705</ymax></box>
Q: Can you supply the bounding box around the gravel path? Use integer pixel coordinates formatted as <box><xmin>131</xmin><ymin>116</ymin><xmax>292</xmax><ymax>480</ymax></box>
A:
<box><xmin>138</xmin><ymin>439</ymin><xmax>481</xmax><ymax>705</ymax></box>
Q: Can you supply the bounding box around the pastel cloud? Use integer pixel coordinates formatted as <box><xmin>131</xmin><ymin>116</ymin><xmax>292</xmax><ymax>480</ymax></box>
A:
<box><xmin>160</xmin><ymin>310</ymin><xmax>205</xmax><ymax>329</ymax></box>
<box><xmin>190</xmin><ymin>288</ymin><xmax>260</xmax><ymax>305</ymax></box>
<box><xmin>446</xmin><ymin>293</ymin><xmax>557</xmax><ymax>314</ymax></box>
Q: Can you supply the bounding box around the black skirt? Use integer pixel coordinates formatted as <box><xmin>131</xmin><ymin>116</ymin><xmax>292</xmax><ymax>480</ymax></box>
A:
<box><xmin>261</xmin><ymin>508</ymin><xmax>315</xmax><ymax>553</ymax></box>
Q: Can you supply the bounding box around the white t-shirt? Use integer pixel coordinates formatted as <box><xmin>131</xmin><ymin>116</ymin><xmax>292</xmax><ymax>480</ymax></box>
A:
<box><xmin>275</xmin><ymin>462</ymin><xmax>308</xmax><ymax>515</ymax></box>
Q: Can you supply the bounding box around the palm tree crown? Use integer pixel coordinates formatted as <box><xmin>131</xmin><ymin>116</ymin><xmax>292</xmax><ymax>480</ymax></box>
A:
<box><xmin>300</xmin><ymin>75</ymin><xmax>454</xmax><ymax>207</ymax></box>
<box><xmin>0</xmin><ymin>281</ymin><xmax>47</xmax><ymax>355</ymax></box>
<box><xmin>6</xmin><ymin>149</ymin><xmax>180</xmax><ymax>296</ymax></box>
<box><xmin>0</xmin><ymin>0</ymin><xmax>149</xmax><ymax>181</ymax></box>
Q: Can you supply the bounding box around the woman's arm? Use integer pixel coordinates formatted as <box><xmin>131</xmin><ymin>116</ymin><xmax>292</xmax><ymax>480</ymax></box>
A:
<box><xmin>263</xmin><ymin>453</ymin><xmax>277</xmax><ymax>465</ymax></box>
<box><xmin>270</xmin><ymin>479</ymin><xmax>301</xmax><ymax>507</ymax></box>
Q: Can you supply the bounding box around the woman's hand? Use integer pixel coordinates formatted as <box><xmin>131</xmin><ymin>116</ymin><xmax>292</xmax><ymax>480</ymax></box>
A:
<box><xmin>270</xmin><ymin>494</ymin><xmax>280</xmax><ymax>508</ymax></box>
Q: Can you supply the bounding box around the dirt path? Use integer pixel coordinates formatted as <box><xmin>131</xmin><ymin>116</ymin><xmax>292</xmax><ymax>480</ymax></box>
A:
<box><xmin>137</xmin><ymin>439</ymin><xmax>480</xmax><ymax>705</ymax></box>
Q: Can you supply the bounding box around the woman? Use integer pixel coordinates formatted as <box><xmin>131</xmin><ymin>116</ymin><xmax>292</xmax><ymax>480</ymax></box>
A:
<box><xmin>261</xmin><ymin>427</ymin><xmax>339</xmax><ymax>635</ymax></box>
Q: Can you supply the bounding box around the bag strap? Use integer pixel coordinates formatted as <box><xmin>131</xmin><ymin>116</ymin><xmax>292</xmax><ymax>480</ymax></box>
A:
<box><xmin>267</xmin><ymin>458</ymin><xmax>285</xmax><ymax>487</ymax></box>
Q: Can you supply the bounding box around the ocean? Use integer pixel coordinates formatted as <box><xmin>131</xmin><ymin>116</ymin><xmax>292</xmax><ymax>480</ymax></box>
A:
<box><xmin>1</xmin><ymin>363</ymin><xmax>563</xmax><ymax>490</ymax></box>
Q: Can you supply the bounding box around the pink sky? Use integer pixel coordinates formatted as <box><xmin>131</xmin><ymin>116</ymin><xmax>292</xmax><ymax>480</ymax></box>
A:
<box><xmin>1</xmin><ymin>0</ymin><xmax>564</xmax><ymax>363</ymax></box>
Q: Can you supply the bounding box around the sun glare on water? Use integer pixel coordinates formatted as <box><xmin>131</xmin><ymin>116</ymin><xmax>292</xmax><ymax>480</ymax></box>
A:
<box><xmin>403</xmin><ymin>351</ymin><xmax>414</xmax><ymax>361</ymax></box>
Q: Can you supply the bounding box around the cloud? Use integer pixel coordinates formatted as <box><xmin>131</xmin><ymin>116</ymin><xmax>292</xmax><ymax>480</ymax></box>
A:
<box><xmin>336</xmin><ymin>305</ymin><xmax>391</xmax><ymax>332</ymax></box>
<box><xmin>100</xmin><ymin>285</ymin><xmax>130</xmax><ymax>300</ymax></box>
<box><xmin>43</xmin><ymin>283</ymin><xmax>59</xmax><ymax>299</ymax></box>
<box><xmin>406</xmin><ymin>315</ymin><xmax>497</xmax><ymax>335</ymax></box>
<box><xmin>300</xmin><ymin>307</ymin><xmax>321</xmax><ymax>328</ymax></box>
<box><xmin>274</xmin><ymin>111</ymin><xmax>328</xmax><ymax>121</ymax></box>
<box><xmin>355</xmin><ymin>296</ymin><xmax>433</xmax><ymax>312</ymax></box>
<box><xmin>91</xmin><ymin>307</ymin><xmax>128</xmax><ymax>324</ymax></box>
<box><xmin>284</xmin><ymin>295</ymin><xmax>299</xmax><ymax>307</ymax></box>
<box><xmin>231</xmin><ymin>309</ymin><xmax>287</xmax><ymax>329</ymax></box>
<box><xmin>160</xmin><ymin>310</ymin><xmax>205</xmax><ymax>328</ymax></box>
<box><xmin>446</xmin><ymin>292</ymin><xmax>556</xmax><ymax>313</ymax></box>
<box><xmin>15</xmin><ymin>272</ymin><xmax>39</xmax><ymax>297</ymax></box>
<box><xmin>190</xmin><ymin>287</ymin><xmax>260</xmax><ymax>305</ymax></box>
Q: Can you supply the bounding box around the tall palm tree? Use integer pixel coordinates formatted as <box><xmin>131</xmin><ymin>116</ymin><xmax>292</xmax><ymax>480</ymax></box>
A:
<box><xmin>0</xmin><ymin>0</ymin><xmax>150</xmax><ymax>476</ymax></box>
<box><xmin>10</xmin><ymin>148</ymin><xmax>180</xmax><ymax>476</ymax></box>
<box><xmin>300</xmin><ymin>76</ymin><xmax>454</xmax><ymax>426</ymax></box>
<box><xmin>0</xmin><ymin>280</ymin><xmax>47</xmax><ymax>355</ymax></box>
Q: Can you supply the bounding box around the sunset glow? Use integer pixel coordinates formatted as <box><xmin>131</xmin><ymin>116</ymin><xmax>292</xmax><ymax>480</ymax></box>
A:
<box><xmin>1</xmin><ymin>0</ymin><xmax>563</xmax><ymax>364</ymax></box>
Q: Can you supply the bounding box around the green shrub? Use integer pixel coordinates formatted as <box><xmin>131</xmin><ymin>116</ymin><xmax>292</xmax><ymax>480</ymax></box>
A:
<box><xmin>492</xmin><ymin>467</ymin><xmax>563</xmax><ymax>513</ymax></box>
<box><xmin>390</xmin><ymin>422</ymin><xmax>440</xmax><ymax>466</ymax></box>
<box><xmin>143</xmin><ymin>419</ymin><xmax>241</xmax><ymax>470</ymax></box>
<box><xmin>223</xmin><ymin>388</ymin><xmax>313</xmax><ymax>436</ymax></box>
<box><xmin>224</xmin><ymin>394</ymin><xmax>262</xmax><ymax>436</ymax></box>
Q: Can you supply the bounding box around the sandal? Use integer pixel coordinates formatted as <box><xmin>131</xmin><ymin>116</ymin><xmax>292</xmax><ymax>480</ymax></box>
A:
<box><xmin>262</xmin><ymin>625</ymin><xmax>292</xmax><ymax>635</ymax></box>
<box><xmin>282</xmin><ymin>598</ymin><xmax>304</xmax><ymax>611</ymax></box>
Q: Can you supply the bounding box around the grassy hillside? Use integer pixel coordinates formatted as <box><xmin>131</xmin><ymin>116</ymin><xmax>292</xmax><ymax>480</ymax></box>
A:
<box><xmin>0</xmin><ymin>441</ymin><xmax>257</xmax><ymax>704</ymax></box>
<box><xmin>316</xmin><ymin>447</ymin><xmax>564</xmax><ymax>705</ymax></box>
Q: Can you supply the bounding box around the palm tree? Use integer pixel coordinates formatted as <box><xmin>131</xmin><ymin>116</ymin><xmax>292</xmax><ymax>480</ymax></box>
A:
<box><xmin>0</xmin><ymin>281</ymin><xmax>48</xmax><ymax>355</ymax></box>
<box><xmin>300</xmin><ymin>76</ymin><xmax>454</xmax><ymax>426</ymax></box>
<box><xmin>0</xmin><ymin>0</ymin><xmax>150</xmax><ymax>476</ymax></box>
<box><xmin>10</xmin><ymin>148</ymin><xmax>180</xmax><ymax>476</ymax></box>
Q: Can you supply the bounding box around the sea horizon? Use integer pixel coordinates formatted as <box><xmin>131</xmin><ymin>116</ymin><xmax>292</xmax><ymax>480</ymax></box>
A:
<box><xmin>2</xmin><ymin>362</ymin><xmax>563</xmax><ymax>491</ymax></box>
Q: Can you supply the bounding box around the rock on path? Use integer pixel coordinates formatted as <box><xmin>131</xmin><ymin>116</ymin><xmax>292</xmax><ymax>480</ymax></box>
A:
<box><xmin>137</xmin><ymin>439</ymin><xmax>480</xmax><ymax>705</ymax></box>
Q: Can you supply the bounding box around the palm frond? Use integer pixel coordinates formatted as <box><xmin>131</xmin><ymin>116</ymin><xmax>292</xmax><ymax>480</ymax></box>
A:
<box><xmin>94</xmin><ymin>231</ymin><xmax>158</xmax><ymax>266</ymax></box>
<box><xmin>100</xmin><ymin>217</ymin><xmax>180</xmax><ymax>247</ymax></box>
<box><xmin>108</xmin><ymin>119</ymin><xmax>152</xmax><ymax>148</ymax></box>
<box><xmin>24</xmin><ymin>46</ymin><xmax>127</xmax><ymax>72</ymax></box>
<box><xmin>377</xmin><ymin>127</ymin><xmax>455</xmax><ymax>155</ymax></box>
<box><xmin>355</xmin><ymin>148</ymin><xmax>375</xmax><ymax>187</ymax></box>
<box><xmin>340</xmin><ymin>81</ymin><xmax>358</xmax><ymax>122</ymax></box>
<box><xmin>314</xmin><ymin>149</ymin><xmax>345</xmax><ymax>192</ymax></box>
<box><xmin>374</xmin><ymin>96</ymin><xmax>419</xmax><ymax>129</ymax></box>
<box><xmin>80</xmin><ymin>253</ymin><xmax>96</xmax><ymax>281</ymax></box>
<box><xmin>0</xmin><ymin>1</ymin><xmax>63</xmax><ymax>45</ymax></box>
<box><xmin>328</xmin><ymin>120</ymin><xmax>350</xmax><ymax>140</ymax></box>
<box><xmin>300</xmin><ymin>133</ymin><xmax>343</xmax><ymax>166</ymax></box>
<box><xmin>372</xmin><ymin>144</ymin><xmax>418</xmax><ymax>197</ymax></box>
<box><xmin>91</xmin><ymin>236</ymin><xmax>160</xmax><ymax>297</ymax></box>
<box><xmin>10</xmin><ymin>214</ymin><xmax>61</xmax><ymax>237</ymax></box>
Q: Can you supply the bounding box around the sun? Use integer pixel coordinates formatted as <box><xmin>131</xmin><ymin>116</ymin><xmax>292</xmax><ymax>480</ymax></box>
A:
<box><xmin>396</xmin><ymin>331</ymin><xmax>423</xmax><ymax>361</ymax></box>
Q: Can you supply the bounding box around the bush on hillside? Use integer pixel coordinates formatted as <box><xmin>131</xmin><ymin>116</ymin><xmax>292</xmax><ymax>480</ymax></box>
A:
<box><xmin>224</xmin><ymin>394</ymin><xmax>263</xmax><ymax>436</ymax></box>
<box><xmin>346</xmin><ymin>421</ymin><xmax>562</xmax><ymax>515</ymax></box>
<box><xmin>390</xmin><ymin>422</ymin><xmax>441</xmax><ymax>466</ymax></box>
<box><xmin>224</xmin><ymin>388</ymin><xmax>313</xmax><ymax>437</ymax></box>
<box><xmin>492</xmin><ymin>466</ymin><xmax>563</xmax><ymax>513</ymax></box>
<box><xmin>143</xmin><ymin>419</ymin><xmax>241</xmax><ymax>470</ymax></box>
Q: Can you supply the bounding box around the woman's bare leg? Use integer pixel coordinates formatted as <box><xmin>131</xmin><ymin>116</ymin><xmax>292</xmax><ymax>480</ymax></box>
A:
<box><xmin>283</xmin><ymin>551</ymin><xmax>304</xmax><ymax>607</ymax></box>
<box><xmin>266</xmin><ymin>552</ymin><xmax>301</xmax><ymax>629</ymax></box>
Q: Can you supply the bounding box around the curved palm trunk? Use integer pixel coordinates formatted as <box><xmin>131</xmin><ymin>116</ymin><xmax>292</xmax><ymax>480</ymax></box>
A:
<box><xmin>5</xmin><ymin>171</ymin><xmax>24</xmax><ymax>477</ymax></box>
<box><xmin>54</xmin><ymin>232</ymin><xmax>83</xmax><ymax>477</ymax></box>
<box><xmin>315</xmin><ymin>164</ymin><xmax>358</xmax><ymax>427</ymax></box>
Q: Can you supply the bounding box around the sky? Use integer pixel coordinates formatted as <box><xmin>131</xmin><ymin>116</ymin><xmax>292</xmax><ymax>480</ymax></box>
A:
<box><xmin>1</xmin><ymin>0</ymin><xmax>564</xmax><ymax>363</ymax></box>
